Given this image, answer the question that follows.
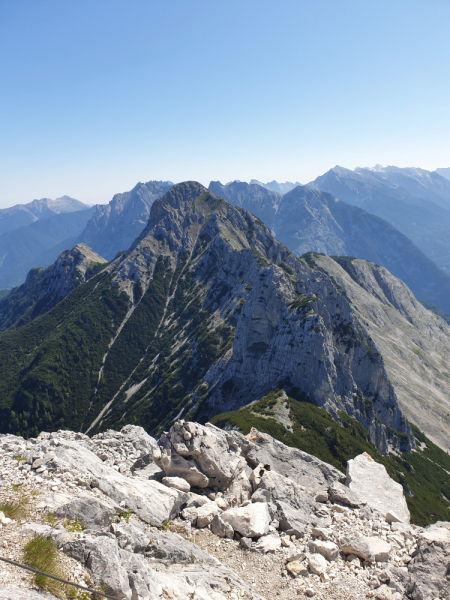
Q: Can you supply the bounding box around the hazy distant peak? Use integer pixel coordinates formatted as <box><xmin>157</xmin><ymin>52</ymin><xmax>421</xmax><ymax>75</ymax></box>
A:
<box><xmin>249</xmin><ymin>179</ymin><xmax>301</xmax><ymax>194</ymax></box>
<box><xmin>436</xmin><ymin>168</ymin><xmax>450</xmax><ymax>181</ymax></box>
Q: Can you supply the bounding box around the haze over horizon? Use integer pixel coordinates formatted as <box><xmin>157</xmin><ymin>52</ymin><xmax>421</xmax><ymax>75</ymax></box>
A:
<box><xmin>1</xmin><ymin>0</ymin><xmax>449</xmax><ymax>208</ymax></box>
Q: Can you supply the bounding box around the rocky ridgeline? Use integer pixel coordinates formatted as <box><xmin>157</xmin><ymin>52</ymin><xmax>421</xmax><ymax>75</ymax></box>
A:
<box><xmin>0</xmin><ymin>423</ymin><xmax>449</xmax><ymax>600</ymax></box>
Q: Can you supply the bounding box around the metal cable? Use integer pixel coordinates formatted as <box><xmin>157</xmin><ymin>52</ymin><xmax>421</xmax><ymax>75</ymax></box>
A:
<box><xmin>0</xmin><ymin>554</ymin><xmax>120</xmax><ymax>599</ymax></box>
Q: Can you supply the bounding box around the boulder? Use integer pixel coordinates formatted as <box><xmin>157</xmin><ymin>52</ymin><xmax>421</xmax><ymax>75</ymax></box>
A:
<box><xmin>406</xmin><ymin>529</ymin><xmax>450</xmax><ymax>600</ymax></box>
<box><xmin>220</xmin><ymin>502</ymin><xmax>271</xmax><ymax>538</ymax></box>
<box><xmin>254</xmin><ymin>534</ymin><xmax>282</xmax><ymax>553</ymax></box>
<box><xmin>308</xmin><ymin>539</ymin><xmax>340</xmax><ymax>561</ymax></box>
<box><xmin>55</xmin><ymin>496</ymin><xmax>116</xmax><ymax>531</ymax></box>
<box><xmin>346</xmin><ymin>453</ymin><xmax>410</xmax><ymax>523</ymax></box>
<box><xmin>257</xmin><ymin>470</ymin><xmax>316</xmax><ymax>517</ymax></box>
<box><xmin>196</xmin><ymin>502</ymin><xmax>222</xmax><ymax>528</ymax></box>
<box><xmin>223</xmin><ymin>468</ymin><xmax>253</xmax><ymax>506</ymax></box>
<box><xmin>162</xmin><ymin>476</ymin><xmax>190</xmax><ymax>492</ymax></box>
<box><xmin>211</xmin><ymin>514</ymin><xmax>234</xmax><ymax>539</ymax></box>
<box><xmin>233</xmin><ymin>429</ymin><xmax>344</xmax><ymax>493</ymax></box>
<box><xmin>276</xmin><ymin>500</ymin><xmax>308</xmax><ymax>537</ymax></box>
<box><xmin>365</xmin><ymin>537</ymin><xmax>391</xmax><ymax>563</ymax></box>
<box><xmin>339</xmin><ymin>535</ymin><xmax>376</xmax><ymax>562</ymax></box>
<box><xmin>156</xmin><ymin>421</ymin><xmax>248</xmax><ymax>491</ymax></box>
<box><xmin>328</xmin><ymin>481</ymin><xmax>366</xmax><ymax>508</ymax></box>
<box><xmin>308</xmin><ymin>553</ymin><xmax>328</xmax><ymax>575</ymax></box>
<box><xmin>252</xmin><ymin>488</ymin><xmax>272</xmax><ymax>503</ymax></box>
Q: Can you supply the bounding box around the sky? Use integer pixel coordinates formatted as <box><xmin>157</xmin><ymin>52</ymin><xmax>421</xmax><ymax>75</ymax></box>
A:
<box><xmin>0</xmin><ymin>0</ymin><xmax>449</xmax><ymax>208</ymax></box>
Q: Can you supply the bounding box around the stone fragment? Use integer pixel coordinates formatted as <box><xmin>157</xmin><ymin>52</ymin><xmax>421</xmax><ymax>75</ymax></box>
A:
<box><xmin>339</xmin><ymin>535</ymin><xmax>375</xmax><ymax>562</ymax></box>
<box><xmin>144</xmin><ymin>529</ymin><xmax>216</xmax><ymax>566</ymax></box>
<box><xmin>211</xmin><ymin>514</ymin><xmax>234</xmax><ymax>539</ymax></box>
<box><xmin>328</xmin><ymin>481</ymin><xmax>366</xmax><ymax>508</ymax></box>
<box><xmin>308</xmin><ymin>539</ymin><xmax>339</xmax><ymax>561</ymax></box>
<box><xmin>120</xmin><ymin>551</ymin><xmax>161</xmax><ymax>599</ymax></box>
<box><xmin>315</xmin><ymin>491</ymin><xmax>328</xmax><ymax>502</ymax></box>
<box><xmin>308</xmin><ymin>553</ymin><xmax>328</xmax><ymax>575</ymax></box>
<box><xmin>252</xmin><ymin>488</ymin><xmax>271</xmax><ymax>503</ymax></box>
<box><xmin>220</xmin><ymin>502</ymin><xmax>271</xmax><ymax>538</ymax></box>
<box><xmin>240</xmin><ymin>537</ymin><xmax>253</xmax><ymax>549</ymax></box>
<box><xmin>286</xmin><ymin>552</ymin><xmax>306</xmax><ymax>563</ymax></box>
<box><xmin>254</xmin><ymin>534</ymin><xmax>281</xmax><ymax>553</ymax></box>
<box><xmin>196</xmin><ymin>502</ymin><xmax>222</xmax><ymax>528</ymax></box>
<box><xmin>385</xmin><ymin>510</ymin><xmax>402</xmax><ymax>524</ymax></box>
<box><xmin>55</xmin><ymin>496</ymin><xmax>116</xmax><ymax>531</ymax></box>
<box><xmin>365</xmin><ymin>537</ymin><xmax>391</xmax><ymax>562</ymax></box>
<box><xmin>286</xmin><ymin>560</ymin><xmax>308</xmax><ymax>577</ymax></box>
<box><xmin>162</xmin><ymin>476</ymin><xmax>190</xmax><ymax>492</ymax></box>
<box><xmin>346</xmin><ymin>453</ymin><xmax>410</xmax><ymax>523</ymax></box>
<box><xmin>311</xmin><ymin>526</ymin><xmax>332</xmax><ymax>540</ymax></box>
<box><xmin>276</xmin><ymin>500</ymin><xmax>307</xmax><ymax>538</ymax></box>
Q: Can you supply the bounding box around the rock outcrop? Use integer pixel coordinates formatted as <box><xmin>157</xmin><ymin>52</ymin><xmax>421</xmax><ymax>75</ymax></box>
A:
<box><xmin>0</xmin><ymin>422</ymin><xmax>448</xmax><ymax>600</ymax></box>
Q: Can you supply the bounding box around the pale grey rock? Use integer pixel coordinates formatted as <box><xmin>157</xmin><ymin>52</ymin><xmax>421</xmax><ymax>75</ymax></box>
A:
<box><xmin>254</xmin><ymin>533</ymin><xmax>282</xmax><ymax>553</ymax></box>
<box><xmin>308</xmin><ymin>539</ymin><xmax>340</xmax><ymax>561</ymax></box>
<box><xmin>257</xmin><ymin>470</ymin><xmax>316</xmax><ymax>517</ymax></box>
<box><xmin>162</xmin><ymin>475</ymin><xmax>190</xmax><ymax>492</ymax></box>
<box><xmin>311</xmin><ymin>526</ymin><xmax>332</xmax><ymax>540</ymax></box>
<box><xmin>54</xmin><ymin>496</ymin><xmax>116</xmax><ymax>531</ymax></box>
<box><xmin>339</xmin><ymin>535</ymin><xmax>375</xmax><ymax>562</ymax></box>
<box><xmin>211</xmin><ymin>513</ymin><xmax>234</xmax><ymax>538</ymax></box>
<box><xmin>328</xmin><ymin>481</ymin><xmax>366</xmax><ymax>508</ymax></box>
<box><xmin>236</xmin><ymin>431</ymin><xmax>344</xmax><ymax>493</ymax></box>
<box><xmin>119</xmin><ymin>551</ymin><xmax>161</xmax><ymax>600</ymax></box>
<box><xmin>144</xmin><ymin>529</ymin><xmax>217</xmax><ymax>566</ymax></box>
<box><xmin>111</xmin><ymin>519</ymin><xmax>150</xmax><ymax>553</ymax></box>
<box><xmin>308</xmin><ymin>553</ymin><xmax>328</xmax><ymax>575</ymax></box>
<box><xmin>346</xmin><ymin>453</ymin><xmax>410</xmax><ymax>523</ymax></box>
<box><xmin>385</xmin><ymin>510</ymin><xmax>403</xmax><ymax>524</ymax></box>
<box><xmin>364</xmin><ymin>537</ymin><xmax>391</xmax><ymax>563</ymax></box>
<box><xmin>240</xmin><ymin>536</ymin><xmax>253</xmax><ymax>549</ymax></box>
<box><xmin>406</xmin><ymin>531</ymin><xmax>450</xmax><ymax>600</ymax></box>
<box><xmin>275</xmin><ymin>500</ymin><xmax>308</xmax><ymax>537</ymax></box>
<box><xmin>220</xmin><ymin>502</ymin><xmax>271</xmax><ymax>538</ymax></box>
<box><xmin>0</xmin><ymin>591</ymin><xmax>60</xmax><ymax>599</ymax></box>
<box><xmin>21</xmin><ymin>522</ymin><xmax>66</xmax><ymax>545</ymax></box>
<box><xmin>40</xmin><ymin>440</ymin><xmax>187</xmax><ymax>525</ymax></box>
<box><xmin>63</xmin><ymin>534</ymin><xmax>132</xmax><ymax>599</ymax></box>
<box><xmin>157</xmin><ymin>421</ymin><xmax>248</xmax><ymax>492</ymax></box>
<box><xmin>196</xmin><ymin>501</ymin><xmax>222</xmax><ymax>528</ymax></box>
<box><xmin>223</xmin><ymin>467</ymin><xmax>253</xmax><ymax>505</ymax></box>
<box><xmin>252</xmin><ymin>488</ymin><xmax>272</xmax><ymax>503</ymax></box>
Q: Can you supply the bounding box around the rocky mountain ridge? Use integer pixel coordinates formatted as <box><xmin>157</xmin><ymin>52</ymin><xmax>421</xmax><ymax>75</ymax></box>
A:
<box><xmin>0</xmin><ymin>421</ymin><xmax>448</xmax><ymax>600</ymax></box>
<box><xmin>249</xmin><ymin>179</ymin><xmax>301</xmax><ymax>194</ymax></box>
<box><xmin>78</xmin><ymin>180</ymin><xmax>174</xmax><ymax>260</ymax></box>
<box><xmin>0</xmin><ymin>243</ymin><xmax>107</xmax><ymax>332</ymax></box>
<box><xmin>209</xmin><ymin>180</ymin><xmax>450</xmax><ymax>314</ymax></box>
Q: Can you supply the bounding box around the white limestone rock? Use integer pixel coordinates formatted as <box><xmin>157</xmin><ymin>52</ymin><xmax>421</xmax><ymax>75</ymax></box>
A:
<box><xmin>346</xmin><ymin>453</ymin><xmax>410</xmax><ymax>523</ymax></box>
<box><xmin>162</xmin><ymin>476</ymin><xmax>190</xmax><ymax>492</ymax></box>
<box><xmin>220</xmin><ymin>502</ymin><xmax>271</xmax><ymax>538</ymax></box>
<box><xmin>308</xmin><ymin>539</ymin><xmax>340</xmax><ymax>561</ymax></box>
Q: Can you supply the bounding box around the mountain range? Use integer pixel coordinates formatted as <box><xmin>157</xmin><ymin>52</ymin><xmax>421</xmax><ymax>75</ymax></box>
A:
<box><xmin>209</xmin><ymin>180</ymin><xmax>450</xmax><ymax>314</ymax></box>
<box><xmin>308</xmin><ymin>165</ymin><xmax>450</xmax><ymax>273</ymax></box>
<box><xmin>436</xmin><ymin>167</ymin><xmax>450</xmax><ymax>180</ymax></box>
<box><xmin>249</xmin><ymin>179</ymin><xmax>301</xmax><ymax>194</ymax></box>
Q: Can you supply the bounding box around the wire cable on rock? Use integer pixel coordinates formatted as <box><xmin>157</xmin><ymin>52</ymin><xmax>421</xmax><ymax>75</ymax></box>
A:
<box><xmin>0</xmin><ymin>554</ymin><xmax>120</xmax><ymax>599</ymax></box>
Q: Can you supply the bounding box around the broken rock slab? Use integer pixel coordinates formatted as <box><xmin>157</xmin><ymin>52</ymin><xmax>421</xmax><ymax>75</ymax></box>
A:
<box><xmin>346</xmin><ymin>453</ymin><xmax>410</xmax><ymax>523</ymax></box>
<box><xmin>162</xmin><ymin>475</ymin><xmax>190</xmax><ymax>492</ymax></box>
<box><xmin>254</xmin><ymin>533</ymin><xmax>282</xmax><ymax>553</ymax></box>
<box><xmin>308</xmin><ymin>539</ymin><xmax>340</xmax><ymax>561</ymax></box>
<box><xmin>220</xmin><ymin>502</ymin><xmax>271</xmax><ymax>538</ymax></box>
<box><xmin>54</xmin><ymin>496</ymin><xmax>116</xmax><ymax>531</ymax></box>
<box><xmin>328</xmin><ymin>481</ymin><xmax>366</xmax><ymax>508</ymax></box>
<box><xmin>339</xmin><ymin>535</ymin><xmax>376</xmax><ymax>562</ymax></box>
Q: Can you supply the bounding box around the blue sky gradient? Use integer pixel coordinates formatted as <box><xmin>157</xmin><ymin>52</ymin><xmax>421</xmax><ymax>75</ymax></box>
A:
<box><xmin>0</xmin><ymin>0</ymin><xmax>449</xmax><ymax>206</ymax></box>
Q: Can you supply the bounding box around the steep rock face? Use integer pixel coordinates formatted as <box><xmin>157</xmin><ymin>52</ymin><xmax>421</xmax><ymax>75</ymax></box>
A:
<box><xmin>0</xmin><ymin>182</ymin><xmax>412</xmax><ymax>453</ymax></box>
<box><xmin>0</xmin><ymin>243</ymin><xmax>107</xmax><ymax>331</ymax></box>
<box><xmin>308</xmin><ymin>165</ymin><xmax>450</xmax><ymax>273</ymax></box>
<box><xmin>209</xmin><ymin>181</ymin><xmax>450</xmax><ymax>314</ymax></box>
<box><xmin>307</xmin><ymin>253</ymin><xmax>450</xmax><ymax>450</ymax></box>
<box><xmin>78</xmin><ymin>180</ymin><xmax>173</xmax><ymax>259</ymax></box>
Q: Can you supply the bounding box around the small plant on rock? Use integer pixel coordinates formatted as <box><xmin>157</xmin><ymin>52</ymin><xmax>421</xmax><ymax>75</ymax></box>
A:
<box><xmin>114</xmin><ymin>510</ymin><xmax>131</xmax><ymax>524</ymax></box>
<box><xmin>161</xmin><ymin>520</ymin><xmax>170</xmax><ymax>531</ymax></box>
<box><xmin>23</xmin><ymin>535</ymin><xmax>67</xmax><ymax>598</ymax></box>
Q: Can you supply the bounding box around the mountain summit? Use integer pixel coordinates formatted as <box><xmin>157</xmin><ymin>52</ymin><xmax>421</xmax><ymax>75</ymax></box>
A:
<box><xmin>0</xmin><ymin>182</ymin><xmax>413</xmax><ymax>456</ymax></box>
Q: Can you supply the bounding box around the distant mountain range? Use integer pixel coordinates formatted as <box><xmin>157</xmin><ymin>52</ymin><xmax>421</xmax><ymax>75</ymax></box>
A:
<box><xmin>0</xmin><ymin>207</ymin><xmax>95</xmax><ymax>288</ymax></box>
<box><xmin>308</xmin><ymin>165</ymin><xmax>450</xmax><ymax>273</ymax></box>
<box><xmin>209</xmin><ymin>180</ymin><xmax>450</xmax><ymax>314</ymax></box>
<box><xmin>436</xmin><ymin>167</ymin><xmax>450</xmax><ymax>180</ymax></box>
<box><xmin>249</xmin><ymin>179</ymin><xmax>301</xmax><ymax>194</ymax></box>
<box><xmin>0</xmin><ymin>195</ymin><xmax>89</xmax><ymax>236</ymax></box>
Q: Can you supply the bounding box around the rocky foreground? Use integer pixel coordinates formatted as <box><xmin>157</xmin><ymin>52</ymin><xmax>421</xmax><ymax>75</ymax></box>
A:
<box><xmin>0</xmin><ymin>422</ymin><xmax>448</xmax><ymax>600</ymax></box>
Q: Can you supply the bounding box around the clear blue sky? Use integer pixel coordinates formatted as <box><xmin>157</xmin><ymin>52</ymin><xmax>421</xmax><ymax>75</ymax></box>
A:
<box><xmin>0</xmin><ymin>0</ymin><xmax>449</xmax><ymax>207</ymax></box>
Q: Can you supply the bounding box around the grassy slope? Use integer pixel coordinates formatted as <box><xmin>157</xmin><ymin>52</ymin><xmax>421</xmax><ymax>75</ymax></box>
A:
<box><xmin>211</xmin><ymin>390</ymin><xmax>450</xmax><ymax>526</ymax></box>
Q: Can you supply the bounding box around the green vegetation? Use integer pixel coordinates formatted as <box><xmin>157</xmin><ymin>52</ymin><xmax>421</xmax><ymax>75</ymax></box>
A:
<box><xmin>211</xmin><ymin>389</ymin><xmax>450</xmax><ymax>526</ymax></box>
<box><xmin>0</xmin><ymin>499</ymin><xmax>26</xmax><ymax>520</ymax></box>
<box><xmin>330</xmin><ymin>256</ymin><xmax>359</xmax><ymax>283</ymax></box>
<box><xmin>0</xmin><ymin>289</ymin><xmax>10</xmax><ymax>300</ymax></box>
<box><xmin>289</xmin><ymin>294</ymin><xmax>317</xmax><ymax>313</ymax></box>
<box><xmin>23</xmin><ymin>535</ymin><xmax>67</xmax><ymax>597</ymax></box>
